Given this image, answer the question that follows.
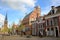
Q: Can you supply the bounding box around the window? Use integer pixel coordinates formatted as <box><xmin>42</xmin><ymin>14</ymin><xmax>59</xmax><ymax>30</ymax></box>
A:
<box><xmin>49</xmin><ymin>19</ymin><xmax>54</xmax><ymax>26</ymax></box>
<box><xmin>51</xmin><ymin>28</ymin><xmax>53</xmax><ymax>31</ymax></box>
<box><xmin>46</xmin><ymin>20</ymin><xmax>49</xmax><ymax>26</ymax></box>
<box><xmin>41</xmin><ymin>24</ymin><xmax>42</xmax><ymax>28</ymax></box>
<box><xmin>31</xmin><ymin>18</ymin><xmax>34</xmax><ymax>21</ymax></box>
<box><xmin>52</xmin><ymin>10</ymin><xmax>54</xmax><ymax>14</ymax></box>
<box><xmin>54</xmin><ymin>18</ymin><xmax>58</xmax><ymax>26</ymax></box>
<box><xmin>49</xmin><ymin>19</ymin><xmax>51</xmax><ymax>26</ymax></box>
<box><xmin>55</xmin><ymin>27</ymin><xmax>57</xmax><ymax>30</ymax></box>
<box><xmin>51</xmin><ymin>20</ymin><xmax>53</xmax><ymax>26</ymax></box>
<box><xmin>51</xmin><ymin>8</ymin><xmax>57</xmax><ymax>14</ymax></box>
<box><xmin>47</xmin><ymin>28</ymin><xmax>49</xmax><ymax>31</ymax></box>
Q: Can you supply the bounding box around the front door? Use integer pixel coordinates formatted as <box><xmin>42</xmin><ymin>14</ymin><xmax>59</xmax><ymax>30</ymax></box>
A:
<box><xmin>55</xmin><ymin>27</ymin><xmax>58</xmax><ymax>37</ymax></box>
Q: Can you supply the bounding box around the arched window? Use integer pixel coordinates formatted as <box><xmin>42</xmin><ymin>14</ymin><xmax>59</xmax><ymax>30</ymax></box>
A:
<box><xmin>47</xmin><ymin>28</ymin><xmax>49</xmax><ymax>31</ymax></box>
<box><xmin>51</xmin><ymin>28</ymin><xmax>53</xmax><ymax>31</ymax></box>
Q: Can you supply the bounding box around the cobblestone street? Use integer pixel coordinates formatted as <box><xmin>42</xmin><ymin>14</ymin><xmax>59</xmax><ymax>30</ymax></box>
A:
<box><xmin>0</xmin><ymin>35</ymin><xmax>60</xmax><ymax>40</ymax></box>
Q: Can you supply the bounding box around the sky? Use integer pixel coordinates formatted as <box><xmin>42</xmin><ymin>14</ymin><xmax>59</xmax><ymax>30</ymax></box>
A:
<box><xmin>0</xmin><ymin>0</ymin><xmax>60</xmax><ymax>27</ymax></box>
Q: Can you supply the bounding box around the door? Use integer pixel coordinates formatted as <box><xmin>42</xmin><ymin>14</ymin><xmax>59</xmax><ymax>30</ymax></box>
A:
<box><xmin>55</xmin><ymin>27</ymin><xmax>58</xmax><ymax>37</ymax></box>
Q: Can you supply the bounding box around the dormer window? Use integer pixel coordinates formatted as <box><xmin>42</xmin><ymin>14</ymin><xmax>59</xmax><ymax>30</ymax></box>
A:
<box><xmin>52</xmin><ymin>10</ymin><xmax>54</xmax><ymax>14</ymax></box>
<box><xmin>51</xmin><ymin>6</ymin><xmax>57</xmax><ymax>14</ymax></box>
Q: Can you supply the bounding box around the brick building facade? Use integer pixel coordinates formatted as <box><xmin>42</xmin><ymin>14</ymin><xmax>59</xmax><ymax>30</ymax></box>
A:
<box><xmin>22</xmin><ymin>6</ymin><xmax>41</xmax><ymax>34</ymax></box>
<box><xmin>45</xmin><ymin>6</ymin><xmax>60</xmax><ymax>37</ymax></box>
<box><xmin>32</xmin><ymin>6</ymin><xmax>60</xmax><ymax>37</ymax></box>
<box><xmin>32</xmin><ymin>16</ymin><xmax>45</xmax><ymax>36</ymax></box>
<box><xmin>22</xmin><ymin>6</ymin><xmax>60</xmax><ymax>37</ymax></box>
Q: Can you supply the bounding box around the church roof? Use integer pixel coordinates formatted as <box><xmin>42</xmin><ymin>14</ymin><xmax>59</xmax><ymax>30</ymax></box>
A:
<box><xmin>23</xmin><ymin>11</ymin><xmax>33</xmax><ymax>19</ymax></box>
<box><xmin>23</xmin><ymin>6</ymin><xmax>40</xmax><ymax>20</ymax></box>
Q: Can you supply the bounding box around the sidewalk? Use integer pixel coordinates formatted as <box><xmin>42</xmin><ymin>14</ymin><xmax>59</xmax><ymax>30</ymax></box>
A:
<box><xmin>0</xmin><ymin>35</ymin><xmax>60</xmax><ymax>40</ymax></box>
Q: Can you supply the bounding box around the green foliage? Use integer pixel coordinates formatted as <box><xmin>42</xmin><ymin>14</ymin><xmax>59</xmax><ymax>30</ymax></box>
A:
<box><xmin>17</xmin><ymin>24</ymin><xmax>25</xmax><ymax>31</ymax></box>
<box><xmin>8</xmin><ymin>28</ymin><xmax>12</xmax><ymax>32</ymax></box>
<box><xmin>2</xmin><ymin>27</ymin><xmax>8</xmax><ymax>32</ymax></box>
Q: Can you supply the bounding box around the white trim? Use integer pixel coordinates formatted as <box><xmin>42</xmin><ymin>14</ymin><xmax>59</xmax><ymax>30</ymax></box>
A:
<box><xmin>46</xmin><ymin>20</ymin><xmax>47</xmax><ymax>26</ymax></box>
<box><xmin>45</xmin><ymin>13</ymin><xmax>60</xmax><ymax>19</ymax></box>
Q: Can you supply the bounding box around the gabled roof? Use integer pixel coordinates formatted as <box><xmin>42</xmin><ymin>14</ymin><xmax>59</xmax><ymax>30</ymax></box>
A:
<box><xmin>47</xmin><ymin>6</ymin><xmax>60</xmax><ymax>16</ymax></box>
<box><xmin>23</xmin><ymin>5</ymin><xmax>41</xmax><ymax>20</ymax></box>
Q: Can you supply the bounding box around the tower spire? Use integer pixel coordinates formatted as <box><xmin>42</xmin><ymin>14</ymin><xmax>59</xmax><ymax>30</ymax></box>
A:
<box><xmin>1</xmin><ymin>11</ymin><xmax>8</xmax><ymax>33</ymax></box>
<box><xmin>5</xmin><ymin>12</ymin><xmax>7</xmax><ymax>21</ymax></box>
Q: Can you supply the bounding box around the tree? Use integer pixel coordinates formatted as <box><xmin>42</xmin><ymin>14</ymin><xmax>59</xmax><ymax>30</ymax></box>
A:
<box><xmin>1</xmin><ymin>27</ymin><xmax>8</xmax><ymax>33</ymax></box>
<box><xmin>17</xmin><ymin>24</ymin><xmax>25</xmax><ymax>31</ymax></box>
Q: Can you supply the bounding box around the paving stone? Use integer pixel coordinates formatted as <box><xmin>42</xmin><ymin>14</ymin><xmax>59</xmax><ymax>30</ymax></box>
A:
<box><xmin>0</xmin><ymin>35</ymin><xmax>60</xmax><ymax>40</ymax></box>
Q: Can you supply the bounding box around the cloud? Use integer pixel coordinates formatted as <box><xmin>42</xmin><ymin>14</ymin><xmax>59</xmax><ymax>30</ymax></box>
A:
<box><xmin>41</xmin><ymin>0</ymin><xmax>60</xmax><ymax>15</ymax></box>
<box><xmin>0</xmin><ymin>14</ymin><xmax>5</xmax><ymax>27</ymax></box>
<box><xmin>51</xmin><ymin>0</ymin><xmax>60</xmax><ymax>6</ymax></box>
<box><xmin>41</xmin><ymin>6</ymin><xmax>51</xmax><ymax>16</ymax></box>
<box><xmin>2</xmin><ymin>0</ymin><xmax>37</xmax><ymax>12</ymax></box>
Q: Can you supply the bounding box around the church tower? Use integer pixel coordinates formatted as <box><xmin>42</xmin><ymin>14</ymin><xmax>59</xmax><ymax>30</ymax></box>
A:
<box><xmin>4</xmin><ymin>13</ymin><xmax>8</xmax><ymax>28</ymax></box>
<box><xmin>35</xmin><ymin>5</ymin><xmax>41</xmax><ymax>21</ymax></box>
<box><xmin>34</xmin><ymin>5</ymin><xmax>41</xmax><ymax>16</ymax></box>
<box><xmin>1</xmin><ymin>13</ymin><xmax>8</xmax><ymax>33</ymax></box>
